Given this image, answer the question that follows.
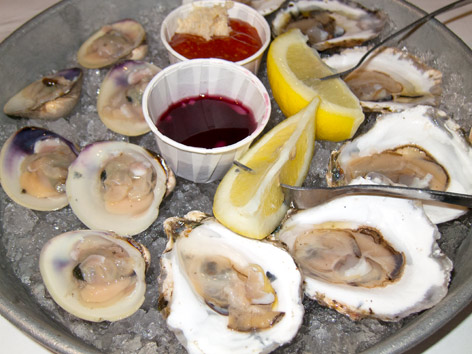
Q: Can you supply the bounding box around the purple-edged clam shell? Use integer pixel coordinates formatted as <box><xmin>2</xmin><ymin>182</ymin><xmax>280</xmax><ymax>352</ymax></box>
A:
<box><xmin>3</xmin><ymin>68</ymin><xmax>83</xmax><ymax>120</ymax></box>
<box><xmin>0</xmin><ymin>127</ymin><xmax>79</xmax><ymax>211</ymax></box>
<box><xmin>97</xmin><ymin>60</ymin><xmax>160</xmax><ymax>136</ymax></box>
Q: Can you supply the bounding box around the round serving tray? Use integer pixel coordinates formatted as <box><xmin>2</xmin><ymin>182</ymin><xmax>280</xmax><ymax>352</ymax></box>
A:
<box><xmin>0</xmin><ymin>0</ymin><xmax>471</xmax><ymax>353</ymax></box>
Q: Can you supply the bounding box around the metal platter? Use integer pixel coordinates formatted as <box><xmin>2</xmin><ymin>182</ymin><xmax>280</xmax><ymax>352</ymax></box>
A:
<box><xmin>0</xmin><ymin>0</ymin><xmax>471</xmax><ymax>353</ymax></box>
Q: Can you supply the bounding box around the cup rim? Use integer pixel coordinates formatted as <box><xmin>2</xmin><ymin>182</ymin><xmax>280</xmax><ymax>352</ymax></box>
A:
<box><xmin>142</xmin><ymin>58</ymin><xmax>271</xmax><ymax>155</ymax></box>
<box><xmin>160</xmin><ymin>0</ymin><xmax>271</xmax><ymax>67</ymax></box>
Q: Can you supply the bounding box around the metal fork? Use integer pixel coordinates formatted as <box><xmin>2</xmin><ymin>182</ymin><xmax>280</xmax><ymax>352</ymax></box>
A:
<box><xmin>319</xmin><ymin>0</ymin><xmax>472</xmax><ymax>81</ymax></box>
<box><xmin>281</xmin><ymin>183</ymin><xmax>472</xmax><ymax>209</ymax></box>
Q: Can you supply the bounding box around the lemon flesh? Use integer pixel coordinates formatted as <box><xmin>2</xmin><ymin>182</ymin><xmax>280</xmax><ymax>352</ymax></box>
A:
<box><xmin>267</xmin><ymin>28</ymin><xmax>364</xmax><ymax>142</ymax></box>
<box><xmin>213</xmin><ymin>98</ymin><xmax>319</xmax><ymax>239</ymax></box>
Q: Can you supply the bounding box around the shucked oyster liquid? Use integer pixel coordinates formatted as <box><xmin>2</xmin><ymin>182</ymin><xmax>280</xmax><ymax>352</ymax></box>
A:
<box><xmin>156</xmin><ymin>95</ymin><xmax>257</xmax><ymax>149</ymax></box>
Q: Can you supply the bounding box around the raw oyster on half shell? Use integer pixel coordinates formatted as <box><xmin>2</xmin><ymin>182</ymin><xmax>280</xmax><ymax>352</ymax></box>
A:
<box><xmin>276</xmin><ymin>189</ymin><xmax>452</xmax><ymax>321</ymax></box>
<box><xmin>272</xmin><ymin>0</ymin><xmax>387</xmax><ymax>51</ymax></box>
<box><xmin>66</xmin><ymin>141</ymin><xmax>175</xmax><ymax>236</ymax></box>
<box><xmin>40</xmin><ymin>229</ymin><xmax>150</xmax><ymax>322</ymax></box>
<box><xmin>323</xmin><ymin>46</ymin><xmax>442</xmax><ymax>112</ymax></box>
<box><xmin>77</xmin><ymin>19</ymin><xmax>148</xmax><ymax>69</ymax></box>
<box><xmin>97</xmin><ymin>60</ymin><xmax>160</xmax><ymax>136</ymax></box>
<box><xmin>327</xmin><ymin>105</ymin><xmax>472</xmax><ymax>224</ymax></box>
<box><xmin>3</xmin><ymin>68</ymin><xmax>83</xmax><ymax>120</ymax></box>
<box><xmin>0</xmin><ymin>127</ymin><xmax>79</xmax><ymax>211</ymax></box>
<box><xmin>159</xmin><ymin>211</ymin><xmax>304</xmax><ymax>354</ymax></box>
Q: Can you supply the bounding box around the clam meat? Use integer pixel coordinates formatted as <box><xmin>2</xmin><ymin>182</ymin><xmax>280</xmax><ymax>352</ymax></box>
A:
<box><xmin>77</xmin><ymin>19</ymin><xmax>148</xmax><ymax>69</ymax></box>
<box><xmin>40</xmin><ymin>229</ymin><xmax>150</xmax><ymax>322</ymax></box>
<box><xmin>276</xmin><ymin>189</ymin><xmax>452</xmax><ymax>321</ymax></box>
<box><xmin>97</xmin><ymin>60</ymin><xmax>160</xmax><ymax>136</ymax></box>
<box><xmin>159</xmin><ymin>211</ymin><xmax>304</xmax><ymax>354</ymax></box>
<box><xmin>327</xmin><ymin>105</ymin><xmax>472</xmax><ymax>224</ymax></box>
<box><xmin>323</xmin><ymin>46</ymin><xmax>443</xmax><ymax>112</ymax></box>
<box><xmin>3</xmin><ymin>68</ymin><xmax>83</xmax><ymax>120</ymax></box>
<box><xmin>272</xmin><ymin>0</ymin><xmax>387</xmax><ymax>51</ymax></box>
<box><xmin>0</xmin><ymin>127</ymin><xmax>79</xmax><ymax>211</ymax></box>
<box><xmin>66</xmin><ymin>141</ymin><xmax>175</xmax><ymax>236</ymax></box>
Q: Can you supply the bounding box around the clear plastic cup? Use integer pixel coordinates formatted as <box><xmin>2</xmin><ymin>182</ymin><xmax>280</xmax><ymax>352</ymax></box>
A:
<box><xmin>160</xmin><ymin>0</ymin><xmax>271</xmax><ymax>74</ymax></box>
<box><xmin>142</xmin><ymin>58</ymin><xmax>271</xmax><ymax>183</ymax></box>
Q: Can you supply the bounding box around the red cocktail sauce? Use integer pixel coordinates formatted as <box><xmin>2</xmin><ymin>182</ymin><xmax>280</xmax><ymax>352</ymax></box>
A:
<box><xmin>169</xmin><ymin>18</ymin><xmax>263</xmax><ymax>62</ymax></box>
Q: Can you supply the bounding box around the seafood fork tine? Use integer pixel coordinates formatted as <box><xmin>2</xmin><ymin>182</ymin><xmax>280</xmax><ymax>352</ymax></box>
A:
<box><xmin>281</xmin><ymin>183</ymin><xmax>472</xmax><ymax>209</ymax></box>
<box><xmin>319</xmin><ymin>0</ymin><xmax>472</xmax><ymax>81</ymax></box>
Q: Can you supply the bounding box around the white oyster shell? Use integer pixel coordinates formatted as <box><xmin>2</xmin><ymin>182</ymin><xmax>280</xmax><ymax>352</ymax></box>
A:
<box><xmin>159</xmin><ymin>211</ymin><xmax>304</xmax><ymax>354</ymax></box>
<box><xmin>272</xmin><ymin>0</ymin><xmax>386</xmax><ymax>51</ymax></box>
<box><xmin>39</xmin><ymin>230</ymin><xmax>150</xmax><ymax>322</ymax></box>
<box><xmin>97</xmin><ymin>60</ymin><xmax>160</xmax><ymax>136</ymax></box>
<box><xmin>66</xmin><ymin>141</ymin><xmax>175</xmax><ymax>236</ymax></box>
<box><xmin>276</xmin><ymin>192</ymin><xmax>452</xmax><ymax>321</ymax></box>
<box><xmin>323</xmin><ymin>46</ymin><xmax>442</xmax><ymax>112</ymax></box>
<box><xmin>0</xmin><ymin>127</ymin><xmax>79</xmax><ymax>211</ymax></box>
<box><xmin>328</xmin><ymin>105</ymin><xmax>472</xmax><ymax>224</ymax></box>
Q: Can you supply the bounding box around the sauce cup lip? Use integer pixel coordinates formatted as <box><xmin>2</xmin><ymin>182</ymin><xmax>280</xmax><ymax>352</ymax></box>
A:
<box><xmin>142</xmin><ymin>58</ymin><xmax>271</xmax><ymax>155</ymax></box>
<box><xmin>160</xmin><ymin>0</ymin><xmax>271</xmax><ymax>69</ymax></box>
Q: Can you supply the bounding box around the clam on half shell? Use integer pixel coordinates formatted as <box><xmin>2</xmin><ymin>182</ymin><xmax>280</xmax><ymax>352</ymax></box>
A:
<box><xmin>97</xmin><ymin>60</ymin><xmax>161</xmax><ymax>136</ymax></box>
<box><xmin>0</xmin><ymin>127</ymin><xmax>79</xmax><ymax>211</ymax></box>
<box><xmin>327</xmin><ymin>105</ymin><xmax>472</xmax><ymax>224</ymax></box>
<box><xmin>66</xmin><ymin>141</ymin><xmax>176</xmax><ymax>236</ymax></box>
<box><xmin>3</xmin><ymin>68</ymin><xmax>83</xmax><ymax>120</ymax></box>
<box><xmin>40</xmin><ymin>229</ymin><xmax>150</xmax><ymax>322</ymax></box>
<box><xmin>77</xmin><ymin>19</ymin><xmax>148</xmax><ymax>69</ymax></box>
<box><xmin>159</xmin><ymin>211</ymin><xmax>304</xmax><ymax>354</ymax></box>
<box><xmin>276</xmin><ymin>190</ymin><xmax>452</xmax><ymax>321</ymax></box>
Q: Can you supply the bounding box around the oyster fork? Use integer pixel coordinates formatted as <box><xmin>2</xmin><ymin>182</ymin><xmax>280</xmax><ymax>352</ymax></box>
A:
<box><xmin>320</xmin><ymin>0</ymin><xmax>472</xmax><ymax>81</ymax></box>
<box><xmin>281</xmin><ymin>183</ymin><xmax>472</xmax><ymax>209</ymax></box>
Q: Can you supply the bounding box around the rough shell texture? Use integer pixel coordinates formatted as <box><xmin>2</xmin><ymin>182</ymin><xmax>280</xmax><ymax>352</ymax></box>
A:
<box><xmin>276</xmin><ymin>191</ymin><xmax>452</xmax><ymax>321</ymax></box>
<box><xmin>159</xmin><ymin>211</ymin><xmax>305</xmax><ymax>354</ymax></box>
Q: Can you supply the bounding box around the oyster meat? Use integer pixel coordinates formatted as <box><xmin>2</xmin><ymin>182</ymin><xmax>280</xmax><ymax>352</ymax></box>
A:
<box><xmin>66</xmin><ymin>141</ymin><xmax>175</xmax><ymax>236</ymax></box>
<box><xmin>39</xmin><ymin>229</ymin><xmax>150</xmax><ymax>322</ymax></box>
<box><xmin>276</xmin><ymin>189</ymin><xmax>452</xmax><ymax>321</ymax></box>
<box><xmin>272</xmin><ymin>0</ymin><xmax>387</xmax><ymax>51</ymax></box>
<box><xmin>0</xmin><ymin>127</ymin><xmax>79</xmax><ymax>211</ymax></box>
<box><xmin>3</xmin><ymin>68</ymin><xmax>83</xmax><ymax>120</ymax></box>
<box><xmin>159</xmin><ymin>211</ymin><xmax>304</xmax><ymax>354</ymax></box>
<box><xmin>323</xmin><ymin>46</ymin><xmax>443</xmax><ymax>112</ymax></box>
<box><xmin>77</xmin><ymin>19</ymin><xmax>148</xmax><ymax>69</ymax></box>
<box><xmin>97</xmin><ymin>60</ymin><xmax>160</xmax><ymax>136</ymax></box>
<box><xmin>327</xmin><ymin>105</ymin><xmax>472</xmax><ymax>224</ymax></box>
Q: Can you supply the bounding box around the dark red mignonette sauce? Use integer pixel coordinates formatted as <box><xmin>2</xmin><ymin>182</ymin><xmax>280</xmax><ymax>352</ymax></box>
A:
<box><xmin>156</xmin><ymin>95</ymin><xmax>258</xmax><ymax>149</ymax></box>
<box><xmin>169</xmin><ymin>18</ymin><xmax>263</xmax><ymax>62</ymax></box>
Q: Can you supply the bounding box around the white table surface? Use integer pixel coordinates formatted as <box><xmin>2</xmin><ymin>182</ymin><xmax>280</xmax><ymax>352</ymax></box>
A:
<box><xmin>0</xmin><ymin>0</ymin><xmax>471</xmax><ymax>353</ymax></box>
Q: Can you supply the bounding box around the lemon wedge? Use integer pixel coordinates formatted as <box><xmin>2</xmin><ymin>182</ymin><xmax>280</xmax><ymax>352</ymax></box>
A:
<box><xmin>213</xmin><ymin>98</ymin><xmax>320</xmax><ymax>239</ymax></box>
<box><xmin>267</xmin><ymin>28</ymin><xmax>364</xmax><ymax>142</ymax></box>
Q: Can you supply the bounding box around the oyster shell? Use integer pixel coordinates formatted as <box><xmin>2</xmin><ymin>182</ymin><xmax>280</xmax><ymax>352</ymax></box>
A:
<box><xmin>159</xmin><ymin>211</ymin><xmax>304</xmax><ymax>354</ymax></box>
<box><xmin>39</xmin><ymin>229</ymin><xmax>150</xmax><ymax>322</ymax></box>
<box><xmin>77</xmin><ymin>19</ymin><xmax>147</xmax><ymax>69</ymax></box>
<box><xmin>323</xmin><ymin>46</ymin><xmax>443</xmax><ymax>112</ymax></box>
<box><xmin>0</xmin><ymin>127</ymin><xmax>79</xmax><ymax>211</ymax></box>
<box><xmin>272</xmin><ymin>0</ymin><xmax>387</xmax><ymax>51</ymax></box>
<box><xmin>327</xmin><ymin>105</ymin><xmax>472</xmax><ymax>224</ymax></box>
<box><xmin>66</xmin><ymin>141</ymin><xmax>176</xmax><ymax>236</ymax></box>
<box><xmin>3</xmin><ymin>68</ymin><xmax>83</xmax><ymax>120</ymax></box>
<box><xmin>276</xmin><ymin>190</ymin><xmax>452</xmax><ymax>321</ymax></box>
<box><xmin>97</xmin><ymin>60</ymin><xmax>160</xmax><ymax>136</ymax></box>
